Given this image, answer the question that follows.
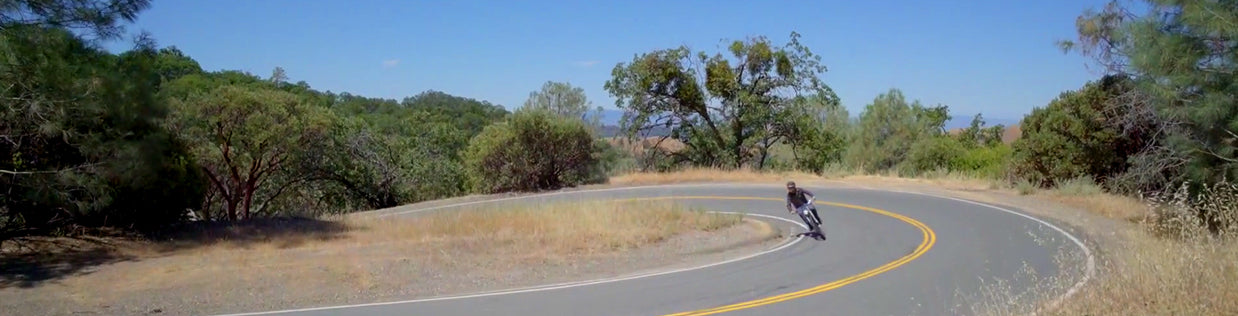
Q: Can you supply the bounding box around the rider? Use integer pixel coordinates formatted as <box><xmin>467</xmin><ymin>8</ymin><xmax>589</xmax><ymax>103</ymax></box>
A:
<box><xmin>785</xmin><ymin>181</ymin><xmax>822</xmax><ymax>234</ymax></box>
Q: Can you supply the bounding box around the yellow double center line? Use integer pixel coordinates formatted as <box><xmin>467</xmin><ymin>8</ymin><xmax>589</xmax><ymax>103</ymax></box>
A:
<box><xmin>613</xmin><ymin>195</ymin><xmax>937</xmax><ymax>316</ymax></box>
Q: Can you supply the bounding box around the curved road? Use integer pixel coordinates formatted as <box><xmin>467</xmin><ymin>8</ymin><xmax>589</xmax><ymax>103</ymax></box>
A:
<box><xmin>218</xmin><ymin>183</ymin><xmax>1094</xmax><ymax>316</ymax></box>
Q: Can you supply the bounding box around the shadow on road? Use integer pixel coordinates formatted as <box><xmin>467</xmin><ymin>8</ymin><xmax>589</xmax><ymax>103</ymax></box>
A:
<box><xmin>0</xmin><ymin>217</ymin><xmax>351</xmax><ymax>289</ymax></box>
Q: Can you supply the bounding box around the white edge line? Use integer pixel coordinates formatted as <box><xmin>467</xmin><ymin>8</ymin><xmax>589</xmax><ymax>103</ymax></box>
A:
<box><xmin>212</xmin><ymin>211</ymin><xmax>808</xmax><ymax>316</ymax></box>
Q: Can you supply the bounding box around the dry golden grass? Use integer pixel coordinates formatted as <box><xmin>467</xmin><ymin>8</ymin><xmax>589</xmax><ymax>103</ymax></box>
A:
<box><xmin>1042</xmin><ymin>193</ymin><xmax>1150</xmax><ymax>222</ymax></box>
<box><xmin>969</xmin><ymin>221</ymin><xmax>1238</xmax><ymax>316</ymax></box>
<box><xmin>5</xmin><ymin>199</ymin><xmax>748</xmax><ymax>303</ymax></box>
<box><xmin>1043</xmin><ymin>230</ymin><xmax>1238</xmax><ymax>316</ymax></box>
<box><xmin>339</xmin><ymin>199</ymin><xmax>744</xmax><ymax>256</ymax></box>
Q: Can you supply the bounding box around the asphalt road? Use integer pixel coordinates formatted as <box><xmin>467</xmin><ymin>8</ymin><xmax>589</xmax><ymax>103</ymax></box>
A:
<box><xmin>218</xmin><ymin>183</ymin><xmax>1093</xmax><ymax>316</ymax></box>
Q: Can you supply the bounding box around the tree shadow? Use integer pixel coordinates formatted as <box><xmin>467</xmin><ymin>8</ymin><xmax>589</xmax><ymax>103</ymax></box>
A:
<box><xmin>147</xmin><ymin>217</ymin><xmax>354</xmax><ymax>252</ymax></box>
<box><xmin>0</xmin><ymin>217</ymin><xmax>353</xmax><ymax>289</ymax></box>
<box><xmin>0</xmin><ymin>236</ymin><xmax>137</xmax><ymax>289</ymax></box>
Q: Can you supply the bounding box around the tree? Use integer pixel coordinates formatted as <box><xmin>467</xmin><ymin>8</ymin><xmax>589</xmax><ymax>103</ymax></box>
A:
<box><xmin>151</xmin><ymin>46</ymin><xmax>203</xmax><ymax>83</ymax></box>
<box><xmin>1</xmin><ymin>1</ymin><xmax>205</xmax><ymax>235</ymax></box>
<box><xmin>1009</xmin><ymin>75</ymin><xmax>1144</xmax><ymax>188</ymax></box>
<box><xmin>165</xmin><ymin>84</ymin><xmax>336</xmax><ymax>221</ymax></box>
<box><xmin>783</xmin><ymin>93</ymin><xmax>850</xmax><ymax>173</ymax></box>
<box><xmin>463</xmin><ymin>108</ymin><xmax>604</xmax><ymax>194</ymax></box>
<box><xmin>957</xmin><ymin>113</ymin><xmax>1005</xmax><ymax>148</ymax></box>
<box><xmin>307</xmin><ymin>114</ymin><xmax>468</xmax><ymax>209</ymax></box>
<box><xmin>401</xmin><ymin>90</ymin><xmax>509</xmax><ymax>137</ymax></box>
<box><xmin>0</xmin><ymin>0</ymin><xmax>151</xmax><ymax>41</ymax></box>
<box><xmin>604</xmin><ymin>32</ymin><xmax>839</xmax><ymax>170</ymax></box>
<box><xmin>523</xmin><ymin>81</ymin><xmax>603</xmax><ymax>126</ymax></box>
<box><xmin>844</xmin><ymin>89</ymin><xmax>950</xmax><ymax>172</ymax></box>
<box><xmin>1061</xmin><ymin>0</ymin><xmax>1238</xmax><ymax>188</ymax></box>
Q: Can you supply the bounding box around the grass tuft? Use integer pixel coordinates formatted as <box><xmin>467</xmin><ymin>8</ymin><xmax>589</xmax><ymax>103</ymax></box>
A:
<box><xmin>1051</xmin><ymin>176</ymin><xmax>1104</xmax><ymax>196</ymax></box>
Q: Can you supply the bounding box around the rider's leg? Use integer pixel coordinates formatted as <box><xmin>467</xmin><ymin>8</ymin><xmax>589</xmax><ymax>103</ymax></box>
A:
<box><xmin>810</xmin><ymin>206</ymin><xmax>822</xmax><ymax>224</ymax></box>
<box><xmin>796</xmin><ymin>210</ymin><xmax>815</xmax><ymax>231</ymax></box>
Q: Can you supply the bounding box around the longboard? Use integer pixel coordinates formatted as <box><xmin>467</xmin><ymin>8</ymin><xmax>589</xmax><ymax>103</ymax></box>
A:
<box><xmin>795</xmin><ymin>231</ymin><xmax>826</xmax><ymax>240</ymax></box>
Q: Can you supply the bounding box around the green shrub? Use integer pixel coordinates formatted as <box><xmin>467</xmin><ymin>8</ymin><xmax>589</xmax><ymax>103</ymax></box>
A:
<box><xmin>463</xmin><ymin>109</ymin><xmax>605</xmax><ymax>194</ymax></box>
<box><xmin>950</xmin><ymin>143</ymin><xmax>1012</xmax><ymax>179</ymax></box>
<box><xmin>1010</xmin><ymin>75</ymin><xmax>1144</xmax><ymax>188</ymax></box>
<box><xmin>900</xmin><ymin>136</ymin><xmax>965</xmax><ymax>177</ymax></box>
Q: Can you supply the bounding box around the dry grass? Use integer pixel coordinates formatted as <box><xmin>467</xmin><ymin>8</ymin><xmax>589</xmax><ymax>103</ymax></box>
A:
<box><xmin>338</xmin><ymin>199</ymin><xmax>744</xmax><ymax>256</ymax></box>
<box><xmin>3</xmin><ymin>199</ymin><xmax>747</xmax><ymax>306</ymax></box>
<box><xmin>960</xmin><ymin>179</ymin><xmax>1238</xmax><ymax>315</ymax></box>
<box><xmin>968</xmin><ymin>222</ymin><xmax>1238</xmax><ymax>316</ymax></box>
<box><xmin>1043</xmin><ymin>230</ymin><xmax>1238</xmax><ymax>316</ymax></box>
<box><xmin>1042</xmin><ymin>193</ymin><xmax>1150</xmax><ymax>222</ymax></box>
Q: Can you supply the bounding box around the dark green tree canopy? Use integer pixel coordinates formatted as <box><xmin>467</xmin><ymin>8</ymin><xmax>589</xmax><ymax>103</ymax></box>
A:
<box><xmin>604</xmin><ymin>32</ymin><xmax>839</xmax><ymax>169</ymax></box>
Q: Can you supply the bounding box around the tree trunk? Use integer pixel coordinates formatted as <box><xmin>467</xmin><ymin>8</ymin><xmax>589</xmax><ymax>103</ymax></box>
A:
<box><xmin>752</xmin><ymin>141</ymin><xmax>762</xmax><ymax>169</ymax></box>
<box><xmin>225</xmin><ymin>195</ymin><xmax>238</xmax><ymax>222</ymax></box>
<box><xmin>242</xmin><ymin>185</ymin><xmax>254</xmax><ymax>220</ymax></box>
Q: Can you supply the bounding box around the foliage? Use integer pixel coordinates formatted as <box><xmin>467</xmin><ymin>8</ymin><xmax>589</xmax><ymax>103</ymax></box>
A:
<box><xmin>307</xmin><ymin>116</ymin><xmax>468</xmax><ymax>210</ymax></box>
<box><xmin>164</xmin><ymin>83</ymin><xmax>336</xmax><ymax>221</ymax></box>
<box><xmin>0</xmin><ymin>1</ymin><xmax>205</xmax><ymax>236</ymax></box>
<box><xmin>900</xmin><ymin>136</ymin><xmax>966</xmax><ymax>177</ymax></box>
<box><xmin>463</xmin><ymin>109</ymin><xmax>606</xmax><ymax>194</ymax></box>
<box><xmin>1010</xmin><ymin>75</ymin><xmax>1147</xmax><ymax>189</ymax></box>
<box><xmin>523</xmin><ymin>81</ymin><xmax>603</xmax><ymax>126</ymax></box>
<box><xmin>956</xmin><ymin>113</ymin><xmax>1005</xmax><ymax>148</ymax></box>
<box><xmin>401</xmin><ymin>90</ymin><xmax>509</xmax><ymax>137</ymax></box>
<box><xmin>604</xmin><ymin>32</ymin><xmax>839</xmax><ymax>170</ymax></box>
<box><xmin>0</xmin><ymin>0</ymin><xmax>152</xmax><ymax>41</ymax></box>
<box><xmin>843</xmin><ymin>88</ymin><xmax>950</xmax><ymax>173</ymax></box>
<box><xmin>783</xmin><ymin>93</ymin><xmax>850</xmax><ymax>174</ymax></box>
<box><xmin>951</xmin><ymin>143</ymin><xmax>1012</xmax><ymax>179</ymax></box>
<box><xmin>1062</xmin><ymin>0</ymin><xmax>1238</xmax><ymax>192</ymax></box>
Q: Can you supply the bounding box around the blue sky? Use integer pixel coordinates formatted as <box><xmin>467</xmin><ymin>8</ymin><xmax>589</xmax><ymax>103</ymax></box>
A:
<box><xmin>104</xmin><ymin>0</ymin><xmax>1114</xmax><ymax>126</ymax></box>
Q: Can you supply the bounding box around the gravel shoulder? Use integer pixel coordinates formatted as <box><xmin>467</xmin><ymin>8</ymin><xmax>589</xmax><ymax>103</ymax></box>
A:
<box><xmin>0</xmin><ymin>217</ymin><xmax>784</xmax><ymax>316</ymax></box>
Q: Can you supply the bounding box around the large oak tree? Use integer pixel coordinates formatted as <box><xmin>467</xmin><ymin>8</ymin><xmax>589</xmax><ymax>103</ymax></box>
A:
<box><xmin>604</xmin><ymin>32</ymin><xmax>840</xmax><ymax>170</ymax></box>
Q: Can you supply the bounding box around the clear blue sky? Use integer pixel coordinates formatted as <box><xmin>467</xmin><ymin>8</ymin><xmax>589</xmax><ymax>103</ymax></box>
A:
<box><xmin>104</xmin><ymin>0</ymin><xmax>1113</xmax><ymax>125</ymax></box>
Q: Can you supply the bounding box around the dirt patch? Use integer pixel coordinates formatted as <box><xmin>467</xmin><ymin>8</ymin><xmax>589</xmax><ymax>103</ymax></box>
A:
<box><xmin>0</xmin><ymin>201</ymin><xmax>784</xmax><ymax>316</ymax></box>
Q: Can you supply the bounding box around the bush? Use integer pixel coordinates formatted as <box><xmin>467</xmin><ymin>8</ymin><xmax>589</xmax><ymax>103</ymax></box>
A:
<box><xmin>1010</xmin><ymin>75</ymin><xmax>1144</xmax><ymax>188</ymax></box>
<box><xmin>463</xmin><ymin>109</ymin><xmax>606</xmax><ymax>194</ymax></box>
<box><xmin>900</xmin><ymin>136</ymin><xmax>965</xmax><ymax>177</ymax></box>
<box><xmin>950</xmin><ymin>143</ymin><xmax>1012</xmax><ymax>179</ymax></box>
<box><xmin>593</xmin><ymin>138</ymin><xmax>635</xmax><ymax>178</ymax></box>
